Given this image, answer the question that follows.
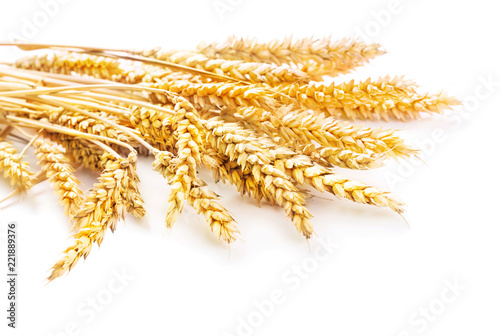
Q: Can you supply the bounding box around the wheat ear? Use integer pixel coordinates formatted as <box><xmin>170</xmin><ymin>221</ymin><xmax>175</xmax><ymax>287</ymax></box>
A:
<box><xmin>153</xmin><ymin>151</ymin><xmax>239</xmax><ymax>243</ymax></box>
<box><xmin>202</xmin><ymin>119</ymin><xmax>402</xmax><ymax>213</ymax></box>
<box><xmin>299</xmin><ymin>143</ymin><xmax>382</xmax><ymax>170</ymax></box>
<box><xmin>187</xmin><ymin>180</ymin><xmax>239</xmax><ymax>243</ymax></box>
<box><xmin>204</xmin><ymin>118</ymin><xmax>314</xmax><ymax>238</ymax></box>
<box><xmin>211</xmin><ymin>158</ymin><xmax>262</xmax><ymax>202</ymax></box>
<box><xmin>0</xmin><ymin>141</ymin><xmax>34</xmax><ymax>192</ymax></box>
<box><xmin>230</xmin><ymin>106</ymin><xmax>413</xmax><ymax>156</ymax></box>
<box><xmin>48</xmin><ymin>110</ymin><xmax>132</xmax><ymax>143</ymax></box>
<box><xmin>14</xmin><ymin>52</ymin><xmax>129</xmax><ymax>81</ymax></box>
<box><xmin>33</xmin><ymin>139</ymin><xmax>83</xmax><ymax>217</ymax></box>
<box><xmin>13</xmin><ymin>51</ymin><xmax>186</xmax><ymax>85</ymax></box>
<box><xmin>197</xmin><ymin>36</ymin><xmax>385</xmax><ymax>77</ymax></box>
<box><xmin>129</xmin><ymin>106</ymin><xmax>174</xmax><ymax>151</ymax></box>
<box><xmin>159</xmin><ymin>97</ymin><xmax>204</xmax><ymax>227</ymax></box>
<box><xmin>275</xmin><ymin>156</ymin><xmax>404</xmax><ymax>214</ymax></box>
<box><xmin>137</xmin><ymin>49</ymin><xmax>310</xmax><ymax>85</ymax></box>
<box><xmin>148</xmin><ymin>80</ymin><xmax>274</xmax><ymax>111</ymax></box>
<box><xmin>147</xmin><ymin>93</ymin><xmax>239</xmax><ymax>240</ymax></box>
<box><xmin>45</xmin><ymin>134</ymin><xmax>108</xmax><ymax>171</ymax></box>
<box><xmin>277</xmin><ymin>76</ymin><xmax>459</xmax><ymax>121</ymax></box>
<box><xmin>48</xmin><ymin>155</ymin><xmax>130</xmax><ymax>281</ymax></box>
<box><xmin>119</xmin><ymin>151</ymin><xmax>146</xmax><ymax>219</ymax></box>
<box><xmin>223</xmin><ymin>106</ymin><xmax>387</xmax><ymax>169</ymax></box>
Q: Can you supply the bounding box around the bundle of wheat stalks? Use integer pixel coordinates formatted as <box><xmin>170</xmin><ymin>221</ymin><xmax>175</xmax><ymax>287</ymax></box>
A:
<box><xmin>0</xmin><ymin>36</ymin><xmax>459</xmax><ymax>281</ymax></box>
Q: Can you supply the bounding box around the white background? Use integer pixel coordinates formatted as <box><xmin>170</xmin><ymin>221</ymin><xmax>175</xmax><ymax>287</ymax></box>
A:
<box><xmin>0</xmin><ymin>0</ymin><xmax>499</xmax><ymax>335</ymax></box>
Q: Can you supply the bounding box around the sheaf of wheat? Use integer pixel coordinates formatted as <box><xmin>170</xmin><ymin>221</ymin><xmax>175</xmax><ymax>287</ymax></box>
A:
<box><xmin>0</xmin><ymin>36</ymin><xmax>459</xmax><ymax>281</ymax></box>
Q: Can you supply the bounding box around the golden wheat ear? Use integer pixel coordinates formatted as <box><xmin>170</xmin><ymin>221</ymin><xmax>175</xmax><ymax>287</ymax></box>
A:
<box><xmin>0</xmin><ymin>141</ymin><xmax>35</xmax><ymax>192</ymax></box>
<box><xmin>33</xmin><ymin>139</ymin><xmax>84</xmax><ymax>218</ymax></box>
<box><xmin>277</xmin><ymin>76</ymin><xmax>459</xmax><ymax>121</ymax></box>
<box><xmin>197</xmin><ymin>36</ymin><xmax>385</xmax><ymax>77</ymax></box>
<box><xmin>48</xmin><ymin>156</ymin><xmax>131</xmax><ymax>281</ymax></box>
